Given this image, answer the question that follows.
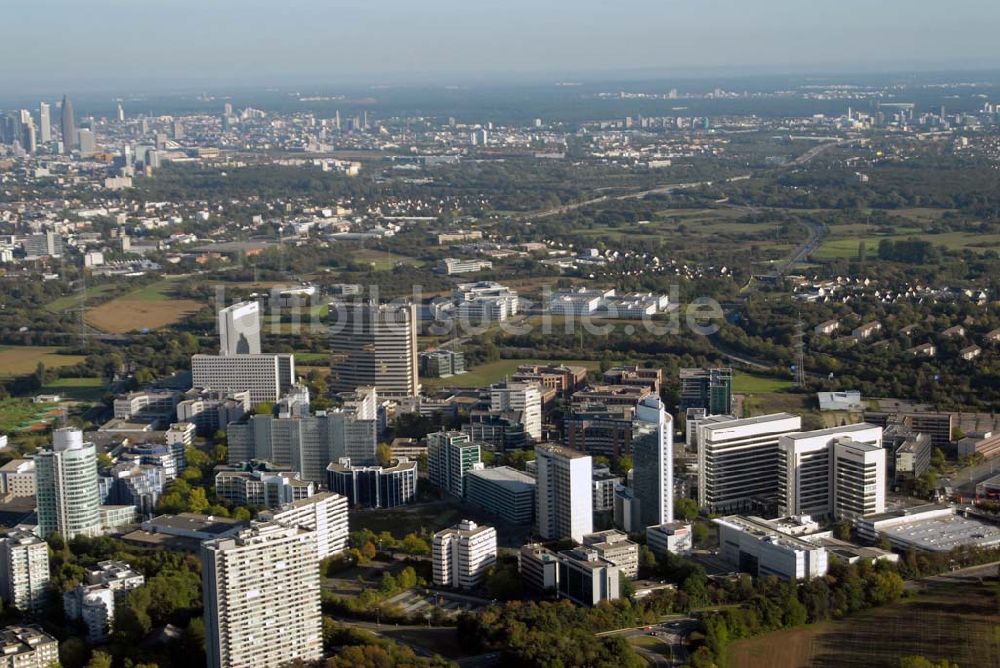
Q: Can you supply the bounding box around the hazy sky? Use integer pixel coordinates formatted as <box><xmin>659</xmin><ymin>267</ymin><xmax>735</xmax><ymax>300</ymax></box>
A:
<box><xmin>5</xmin><ymin>0</ymin><xmax>1000</xmax><ymax>92</ymax></box>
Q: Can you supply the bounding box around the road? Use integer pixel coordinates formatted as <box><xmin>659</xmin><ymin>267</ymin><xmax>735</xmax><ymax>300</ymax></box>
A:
<box><xmin>943</xmin><ymin>459</ymin><xmax>1000</xmax><ymax>496</ymax></box>
<box><xmin>903</xmin><ymin>560</ymin><xmax>1000</xmax><ymax>592</ymax></box>
<box><xmin>598</xmin><ymin>618</ymin><xmax>697</xmax><ymax>666</ymax></box>
<box><xmin>787</xmin><ymin>138</ymin><xmax>855</xmax><ymax>167</ymax></box>
<box><xmin>522</xmin><ymin>176</ymin><xmax>751</xmax><ymax>221</ymax></box>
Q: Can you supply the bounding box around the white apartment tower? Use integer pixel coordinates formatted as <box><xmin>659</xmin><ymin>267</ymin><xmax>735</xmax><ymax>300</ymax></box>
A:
<box><xmin>218</xmin><ymin>301</ymin><xmax>262</xmax><ymax>356</ymax></box>
<box><xmin>0</xmin><ymin>530</ymin><xmax>50</xmax><ymax>615</ymax></box>
<box><xmin>490</xmin><ymin>381</ymin><xmax>542</xmax><ymax>441</ymax></box>
<box><xmin>697</xmin><ymin>413</ymin><xmax>802</xmax><ymax>514</ymax></box>
<box><xmin>258</xmin><ymin>492</ymin><xmax>350</xmax><ymax>560</ymax></box>
<box><xmin>535</xmin><ymin>444</ymin><xmax>593</xmax><ymax>542</ymax></box>
<box><xmin>778</xmin><ymin>424</ymin><xmax>883</xmax><ymax>519</ymax></box>
<box><xmin>630</xmin><ymin>395</ymin><xmax>674</xmax><ymax>528</ymax></box>
<box><xmin>432</xmin><ymin>520</ymin><xmax>497</xmax><ymax>589</ymax></box>
<box><xmin>35</xmin><ymin>428</ymin><xmax>103</xmax><ymax>539</ymax></box>
<box><xmin>329</xmin><ymin>302</ymin><xmax>419</xmax><ymax>397</ymax></box>
<box><xmin>202</xmin><ymin>523</ymin><xmax>323</xmax><ymax>668</ymax></box>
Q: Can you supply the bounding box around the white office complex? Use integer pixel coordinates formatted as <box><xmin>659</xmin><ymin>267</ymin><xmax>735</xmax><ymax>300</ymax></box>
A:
<box><xmin>697</xmin><ymin>413</ymin><xmax>802</xmax><ymax>514</ymax></box>
<box><xmin>202</xmin><ymin>523</ymin><xmax>323</xmax><ymax>668</ymax></box>
<box><xmin>646</xmin><ymin>522</ymin><xmax>693</xmax><ymax>558</ymax></box>
<box><xmin>214</xmin><ymin>468</ymin><xmax>315</xmax><ymax>507</ymax></box>
<box><xmin>535</xmin><ymin>444</ymin><xmax>593</xmax><ymax>543</ymax></box>
<box><xmin>432</xmin><ymin>520</ymin><xmax>497</xmax><ymax>589</ymax></box>
<box><xmin>519</xmin><ymin>543</ymin><xmax>560</xmax><ymax>592</ymax></box>
<box><xmin>778</xmin><ymin>424</ymin><xmax>884</xmax><ymax>519</ymax></box>
<box><xmin>833</xmin><ymin>438</ymin><xmax>887</xmax><ymax>520</ymax></box>
<box><xmin>259</xmin><ymin>492</ymin><xmax>350</xmax><ymax>560</ymax></box>
<box><xmin>454</xmin><ymin>281</ymin><xmax>519</xmax><ymax>323</ymax></box>
<box><xmin>427</xmin><ymin>431</ymin><xmax>481</xmax><ymax>497</ymax></box>
<box><xmin>0</xmin><ymin>530</ymin><xmax>50</xmax><ymax>615</ymax></box>
<box><xmin>63</xmin><ymin>561</ymin><xmax>145</xmax><ymax>643</ymax></box>
<box><xmin>35</xmin><ymin>428</ymin><xmax>103</xmax><ymax>539</ymax></box>
<box><xmin>218</xmin><ymin>300</ymin><xmax>262</xmax><ymax>356</ymax></box>
<box><xmin>630</xmin><ymin>395</ymin><xmax>673</xmax><ymax>529</ymax></box>
<box><xmin>715</xmin><ymin>515</ymin><xmax>829</xmax><ymax>580</ymax></box>
<box><xmin>329</xmin><ymin>302</ymin><xmax>419</xmax><ymax>397</ymax></box>
<box><xmin>192</xmin><ymin>354</ymin><xmax>295</xmax><ymax>405</ymax></box>
<box><xmin>226</xmin><ymin>391</ymin><xmax>378</xmax><ymax>483</ymax></box>
<box><xmin>490</xmin><ymin>381</ymin><xmax>542</xmax><ymax>441</ymax></box>
<box><xmin>581</xmin><ymin>530</ymin><xmax>639</xmax><ymax>579</ymax></box>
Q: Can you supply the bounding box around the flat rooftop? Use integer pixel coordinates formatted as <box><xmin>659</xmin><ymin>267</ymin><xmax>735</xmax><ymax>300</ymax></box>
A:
<box><xmin>468</xmin><ymin>465</ymin><xmax>535</xmax><ymax>492</ymax></box>
<box><xmin>881</xmin><ymin>514</ymin><xmax>1000</xmax><ymax>552</ymax></box>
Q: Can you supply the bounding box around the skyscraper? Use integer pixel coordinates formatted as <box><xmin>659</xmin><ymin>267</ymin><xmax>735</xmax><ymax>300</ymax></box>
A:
<box><xmin>329</xmin><ymin>302</ymin><xmax>419</xmax><ymax>396</ymax></box>
<box><xmin>34</xmin><ymin>428</ymin><xmax>102</xmax><ymax>539</ymax></box>
<box><xmin>535</xmin><ymin>444</ymin><xmax>593</xmax><ymax>543</ymax></box>
<box><xmin>0</xmin><ymin>529</ymin><xmax>50</xmax><ymax>615</ymax></box>
<box><xmin>38</xmin><ymin>102</ymin><xmax>51</xmax><ymax>143</ymax></box>
<box><xmin>60</xmin><ymin>95</ymin><xmax>77</xmax><ymax>151</ymax></box>
<box><xmin>202</xmin><ymin>523</ymin><xmax>323</xmax><ymax>668</ymax></box>
<box><xmin>630</xmin><ymin>395</ymin><xmax>674</xmax><ymax>529</ymax></box>
<box><xmin>218</xmin><ymin>301</ymin><xmax>261</xmax><ymax>356</ymax></box>
<box><xmin>427</xmin><ymin>431</ymin><xmax>481</xmax><ymax>497</ymax></box>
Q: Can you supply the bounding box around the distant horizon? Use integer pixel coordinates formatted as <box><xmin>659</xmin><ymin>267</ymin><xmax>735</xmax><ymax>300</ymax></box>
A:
<box><xmin>5</xmin><ymin>0</ymin><xmax>1000</xmax><ymax>97</ymax></box>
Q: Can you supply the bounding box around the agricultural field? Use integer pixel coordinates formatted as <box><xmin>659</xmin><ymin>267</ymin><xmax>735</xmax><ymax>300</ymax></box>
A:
<box><xmin>727</xmin><ymin>581</ymin><xmax>999</xmax><ymax>668</ymax></box>
<box><xmin>0</xmin><ymin>346</ymin><xmax>86</xmax><ymax>377</ymax></box>
<box><xmin>422</xmin><ymin>357</ymin><xmax>601</xmax><ymax>390</ymax></box>
<box><xmin>84</xmin><ymin>280</ymin><xmax>203</xmax><ymax>333</ymax></box>
<box><xmin>814</xmin><ymin>228</ymin><xmax>1000</xmax><ymax>260</ymax></box>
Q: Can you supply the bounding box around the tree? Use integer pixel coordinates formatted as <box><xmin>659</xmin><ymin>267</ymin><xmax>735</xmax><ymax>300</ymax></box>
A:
<box><xmin>58</xmin><ymin>636</ymin><xmax>89</xmax><ymax>668</ymax></box>
<box><xmin>376</xmin><ymin>443</ymin><xmax>393</xmax><ymax>467</ymax></box>
<box><xmin>188</xmin><ymin>488</ymin><xmax>210</xmax><ymax>513</ymax></box>
<box><xmin>400</xmin><ymin>533</ymin><xmax>430</xmax><ymax>555</ymax></box>
<box><xmin>85</xmin><ymin>652</ymin><xmax>113</xmax><ymax>668</ymax></box>
<box><xmin>674</xmin><ymin>496</ymin><xmax>699</xmax><ymax>522</ymax></box>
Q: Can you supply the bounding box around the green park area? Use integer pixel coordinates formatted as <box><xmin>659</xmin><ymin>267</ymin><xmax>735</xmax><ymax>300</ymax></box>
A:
<box><xmin>422</xmin><ymin>358</ymin><xmax>602</xmax><ymax>390</ymax></box>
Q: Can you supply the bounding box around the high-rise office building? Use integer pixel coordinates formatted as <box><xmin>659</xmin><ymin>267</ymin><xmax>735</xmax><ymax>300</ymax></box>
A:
<box><xmin>679</xmin><ymin>368</ymin><xmax>734</xmax><ymax>415</ymax></box>
<box><xmin>490</xmin><ymin>382</ymin><xmax>542</xmax><ymax>441</ymax></box>
<box><xmin>38</xmin><ymin>103</ymin><xmax>51</xmax><ymax>143</ymax></box>
<box><xmin>697</xmin><ymin>413</ymin><xmax>801</xmax><ymax>515</ymax></box>
<box><xmin>630</xmin><ymin>395</ymin><xmax>674</xmax><ymax>529</ymax></box>
<box><xmin>218</xmin><ymin>301</ymin><xmax>261</xmax><ymax>356</ymax></box>
<box><xmin>329</xmin><ymin>302</ymin><xmax>419</xmax><ymax>396</ymax></box>
<box><xmin>535</xmin><ymin>444</ymin><xmax>593</xmax><ymax>543</ymax></box>
<box><xmin>226</xmin><ymin>388</ymin><xmax>377</xmax><ymax>481</ymax></box>
<box><xmin>60</xmin><ymin>95</ymin><xmax>77</xmax><ymax>151</ymax></box>
<box><xmin>0</xmin><ymin>530</ymin><xmax>50</xmax><ymax>615</ymax></box>
<box><xmin>77</xmin><ymin>128</ymin><xmax>96</xmax><ymax>156</ymax></box>
<box><xmin>191</xmin><ymin>354</ymin><xmax>295</xmax><ymax>406</ymax></box>
<box><xmin>432</xmin><ymin>520</ymin><xmax>497</xmax><ymax>589</ymax></box>
<box><xmin>778</xmin><ymin>424</ymin><xmax>883</xmax><ymax>519</ymax></box>
<box><xmin>427</xmin><ymin>431</ymin><xmax>481</xmax><ymax>497</ymax></box>
<box><xmin>35</xmin><ymin>428</ymin><xmax>102</xmax><ymax>539</ymax></box>
<box><xmin>202</xmin><ymin>523</ymin><xmax>323</xmax><ymax>668</ymax></box>
<box><xmin>833</xmin><ymin>438</ymin><xmax>886</xmax><ymax>520</ymax></box>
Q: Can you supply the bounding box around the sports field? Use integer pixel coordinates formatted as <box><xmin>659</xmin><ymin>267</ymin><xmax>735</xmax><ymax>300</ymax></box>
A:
<box><xmin>727</xmin><ymin>581</ymin><xmax>999</xmax><ymax>668</ymax></box>
<box><xmin>0</xmin><ymin>346</ymin><xmax>86</xmax><ymax>377</ymax></box>
<box><xmin>85</xmin><ymin>280</ymin><xmax>203</xmax><ymax>333</ymax></box>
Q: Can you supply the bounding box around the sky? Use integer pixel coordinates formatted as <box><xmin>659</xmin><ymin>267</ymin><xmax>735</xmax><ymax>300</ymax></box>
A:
<box><xmin>4</xmin><ymin>0</ymin><xmax>1000</xmax><ymax>93</ymax></box>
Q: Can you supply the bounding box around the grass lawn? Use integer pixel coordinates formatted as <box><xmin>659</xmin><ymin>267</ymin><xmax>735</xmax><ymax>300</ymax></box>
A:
<box><xmin>732</xmin><ymin>371</ymin><xmax>793</xmax><ymax>394</ymax></box>
<box><xmin>0</xmin><ymin>346</ymin><xmax>86</xmax><ymax>378</ymax></box>
<box><xmin>39</xmin><ymin>377</ymin><xmax>107</xmax><ymax>402</ymax></box>
<box><xmin>294</xmin><ymin>352</ymin><xmax>329</xmax><ymax>364</ymax></box>
<box><xmin>727</xmin><ymin>581</ymin><xmax>999</xmax><ymax>668</ymax></box>
<box><xmin>0</xmin><ymin>398</ymin><xmax>62</xmax><ymax>433</ymax></box>
<box><xmin>422</xmin><ymin>358</ymin><xmax>601</xmax><ymax>390</ymax></box>
<box><xmin>353</xmin><ymin>249</ymin><xmax>423</xmax><ymax>271</ymax></box>
<box><xmin>45</xmin><ymin>284</ymin><xmax>119</xmax><ymax>313</ymax></box>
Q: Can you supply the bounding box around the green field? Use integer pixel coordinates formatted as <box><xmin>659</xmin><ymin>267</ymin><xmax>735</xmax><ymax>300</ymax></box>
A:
<box><xmin>422</xmin><ymin>358</ymin><xmax>601</xmax><ymax>389</ymax></box>
<box><xmin>0</xmin><ymin>398</ymin><xmax>62</xmax><ymax>433</ymax></box>
<box><xmin>353</xmin><ymin>249</ymin><xmax>423</xmax><ymax>271</ymax></box>
<box><xmin>39</xmin><ymin>377</ymin><xmax>107</xmax><ymax>402</ymax></box>
<box><xmin>815</xmin><ymin>230</ymin><xmax>1000</xmax><ymax>260</ymax></box>
<box><xmin>728</xmin><ymin>581</ymin><xmax>999</xmax><ymax>668</ymax></box>
<box><xmin>45</xmin><ymin>284</ymin><xmax>119</xmax><ymax>313</ymax></box>
<box><xmin>294</xmin><ymin>352</ymin><xmax>329</xmax><ymax>364</ymax></box>
<box><xmin>0</xmin><ymin>346</ymin><xmax>87</xmax><ymax>378</ymax></box>
<box><xmin>732</xmin><ymin>371</ymin><xmax>793</xmax><ymax>394</ymax></box>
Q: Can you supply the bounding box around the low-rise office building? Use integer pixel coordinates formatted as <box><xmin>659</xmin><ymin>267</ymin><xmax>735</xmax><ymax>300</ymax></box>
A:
<box><xmin>581</xmin><ymin>530</ymin><xmax>639</xmax><ymax>579</ymax></box>
<box><xmin>464</xmin><ymin>465</ymin><xmax>535</xmax><ymax>524</ymax></box>
<box><xmin>519</xmin><ymin>543</ymin><xmax>560</xmax><ymax>593</ymax></box>
<box><xmin>557</xmin><ymin>547</ymin><xmax>621</xmax><ymax>606</ymax></box>
<box><xmin>715</xmin><ymin>515</ymin><xmax>829</xmax><ymax>580</ymax></box>
<box><xmin>326</xmin><ymin>458</ymin><xmax>417</xmax><ymax>509</ymax></box>
<box><xmin>646</xmin><ymin>522</ymin><xmax>693</xmax><ymax>558</ymax></box>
